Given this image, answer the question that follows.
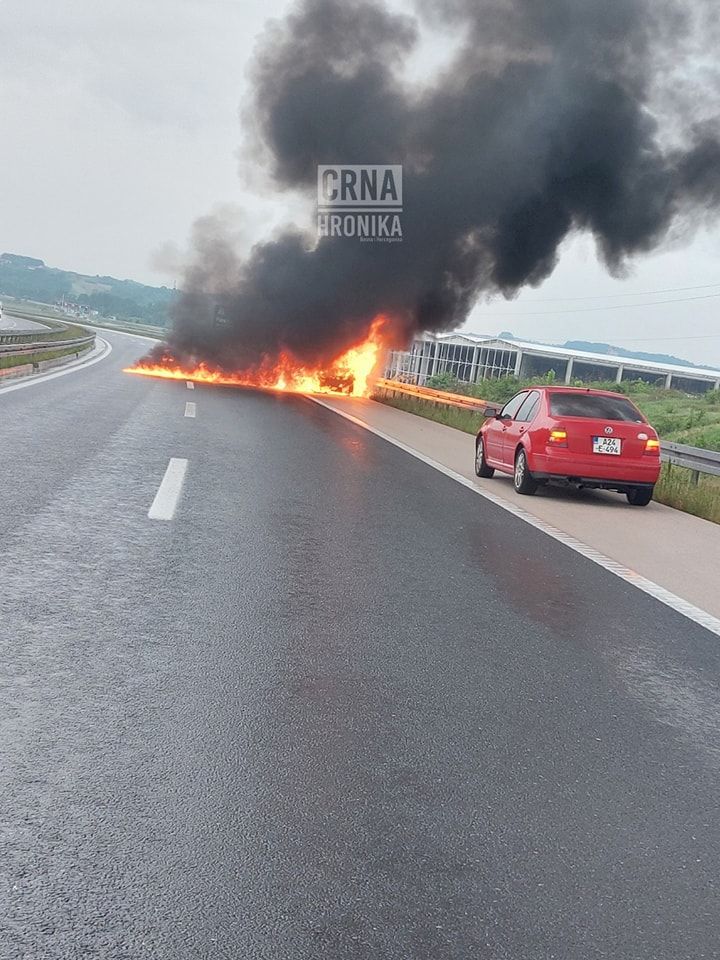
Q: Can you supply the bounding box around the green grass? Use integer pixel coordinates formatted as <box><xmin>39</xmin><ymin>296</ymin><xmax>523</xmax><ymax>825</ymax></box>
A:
<box><xmin>654</xmin><ymin>464</ymin><xmax>720</xmax><ymax>525</ymax></box>
<box><xmin>420</xmin><ymin>371</ymin><xmax>720</xmax><ymax>451</ymax></box>
<box><xmin>0</xmin><ymin>343</ymin><xmax>92</xmax><ymax>370</ymax></box>
<box><xmin>635</xmin><ymin>393</ymin><xmax>720</xmax><ymax>450</ymax></box>
<box><xmin>42</xmin><ymin>320</ymin><xmax>92</xmax><ymax>341</ymax></box>
<box><xmin>374</xmin><ymin>391</ymin><xmax>482</xmax><ymax>434</ymax></box>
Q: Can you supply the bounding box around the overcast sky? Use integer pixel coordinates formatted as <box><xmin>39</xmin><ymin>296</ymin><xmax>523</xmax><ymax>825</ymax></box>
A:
<box><xmin>1</xmin><ymin>0</ymin><xmax>719</xmax><ymax>366</ymax></box>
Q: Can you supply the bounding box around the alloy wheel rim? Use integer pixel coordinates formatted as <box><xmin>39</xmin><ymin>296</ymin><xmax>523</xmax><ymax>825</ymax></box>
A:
<box><xmin>515</xmin><ymin>453</ymin><xmax>524</xmax><ymax>485</ymax></box>
<box><xmin>476</xmin><ymin>440</ymin><xmax>484</xmax><ymax>470</ymax></box>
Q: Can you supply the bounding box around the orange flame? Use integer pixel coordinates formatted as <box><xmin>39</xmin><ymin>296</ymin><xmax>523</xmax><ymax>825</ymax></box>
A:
<box><xmin>123</xmin><ymin>316</ymin><xmax>392</xmax><ymax>398</ymax></box>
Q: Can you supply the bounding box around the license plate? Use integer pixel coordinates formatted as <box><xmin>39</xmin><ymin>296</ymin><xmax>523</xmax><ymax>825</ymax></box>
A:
<box><xmin>593</xmin><ymin>436</ymin><xmax>622</xmax><ymax>455</ymax></box>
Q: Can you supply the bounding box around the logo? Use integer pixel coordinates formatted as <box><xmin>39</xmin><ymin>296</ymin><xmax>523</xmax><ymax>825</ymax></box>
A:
<box><xmin>604</xmin><ymin>426</ymin><xmax>614</xmax><ymax>434</ymax></box>
<box><xmin>317</xmin><ymin>165</ymin><xmax>403</xmax><ymax>243</ymax></box>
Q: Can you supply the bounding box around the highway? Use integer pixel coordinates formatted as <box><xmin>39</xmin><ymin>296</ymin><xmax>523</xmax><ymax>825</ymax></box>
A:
<box><xmin>2</xmin><ymin>329</ymin><xmax>720</xmax><ymax>959</ymax></box>
<box><xmin>318</xmin><ymin>396</ymin><xmax>720</xmax><ymax>622</ymax></box>
<box><xmin>0</xmin><ymin>312</ymin><xmax>51</xmax><ymax>332</ymax></box>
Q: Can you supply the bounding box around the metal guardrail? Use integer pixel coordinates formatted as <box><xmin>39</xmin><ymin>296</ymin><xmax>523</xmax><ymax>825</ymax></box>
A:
<box><xmin>0</xmin><ymin>314</ymin><xmax>90</xmax><ymax>346</ymax></box>
<box><xmin>661</xmin><ymin>441</ymin><xmax>720</xmax><ymax>481</ymax></box>
<box><xmin>0</xmin><ymin>329</ymin><xmax>56</xmax><ymax>345</ymax></box>
<box><xmin>375</xmin><ymin>377</ymin><xmax>489</xmax><ymax>412</ymax></box>
<box><xmin>0</xmin><ymin>335</ymin><xmax>95</xmax><ymax>356</ymax></box>
<box><xmin>376</xmin><ymin>377</ymin><xmax>720</xmax><ymax>481</ymax></box>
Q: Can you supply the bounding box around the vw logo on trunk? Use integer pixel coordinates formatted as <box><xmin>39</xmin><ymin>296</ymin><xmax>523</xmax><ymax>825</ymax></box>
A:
<box><xmin>604</xmin><ymin>426</ymin><xmax>614</xmax><ymax>434</ymax></box>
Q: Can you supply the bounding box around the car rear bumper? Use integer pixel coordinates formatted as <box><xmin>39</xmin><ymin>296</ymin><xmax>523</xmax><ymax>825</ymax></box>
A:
<box><xmin>530</xmin><ymin>452</ymin><xmax>661</xmax><ymax>488</ymax></box>
<box><xmin>532</xmin><ymin>473</ymin><xmax>656</xmax><ymax>492</ymax></box>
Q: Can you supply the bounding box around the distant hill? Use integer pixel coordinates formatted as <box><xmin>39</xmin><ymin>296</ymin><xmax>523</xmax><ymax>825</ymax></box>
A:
<box><xmin>0</xmin><ymin>253</ymin><xmax>174</xmax><ymax>325</ymax></box>
<box><xmin>497</xmin><ymin>331</ymin><xmax>698</xmax><ymax>369</ymax></box>
<box><xmin>561</xmin><ymin>340</ymin><xmax>696</xmax><ymax>369</ymax></box>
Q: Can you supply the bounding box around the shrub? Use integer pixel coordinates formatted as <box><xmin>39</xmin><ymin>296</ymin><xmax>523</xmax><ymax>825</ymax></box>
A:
<box><xmin>426</xmin><ymin>371</ymin><xmax>465</xmax><ymax>392</ymax></box>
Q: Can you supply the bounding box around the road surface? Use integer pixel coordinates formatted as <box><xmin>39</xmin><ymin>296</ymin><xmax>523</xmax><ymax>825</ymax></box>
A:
<box><xmin>0</xmin><ymin>312</ymin><xmax>51</xmax><ymax>332</ymax></box>
<box><xmin>1</xmin><ymin>330</ymin><xmax>719</xmax><ymax>959</ymax></box>
<box><xmin>317</xmin><ymin>395</ymin><xmax>720</xmax><ymax>621</ymax></box>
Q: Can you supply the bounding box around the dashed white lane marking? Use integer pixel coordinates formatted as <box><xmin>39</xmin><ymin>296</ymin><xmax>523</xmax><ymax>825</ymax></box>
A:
<box><xmin>0</xmin><ymin>338</ymin><xmax>113</xmax><ymax>396</ymax></box>
<box><xmin>184</xmin><ymin>401</ymin><xmax>196</xmax><ymax>418</ymax></box>
<box><xmin>186</xmin><ymin>381</ymin><xmax>194</xmax><ymax>390</ymax></box>
<box><xmin>308</xmin><ymin>396</ymin><xmax>720</xmax><ymax>639</ymax></box>
<box><xmin>148</xmin><ymin>458</ymin><xmax>188</xmax><ymax>521</ymax></box>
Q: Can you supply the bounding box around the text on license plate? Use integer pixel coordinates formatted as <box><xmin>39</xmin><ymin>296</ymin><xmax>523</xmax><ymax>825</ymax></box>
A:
<box><xmin>593</xmin><ymin>436</ymin><xmax>622</xmax><ymax>455</ymax></box>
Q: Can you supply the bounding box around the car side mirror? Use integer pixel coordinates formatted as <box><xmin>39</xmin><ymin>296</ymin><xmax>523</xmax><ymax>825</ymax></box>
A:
<box><xmin>483</xmin><ymin>405</ymin><xmax>500</xmax><ymax>417</ymax></box>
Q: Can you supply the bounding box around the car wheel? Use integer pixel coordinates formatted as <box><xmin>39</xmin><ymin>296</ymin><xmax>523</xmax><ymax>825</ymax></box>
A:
<box><xmin>474</xmin><ymin>437</ymin><xmax>495</xmax><ymax>478</ymax></box>
<box><xmin>626</xmin><ymin>486</ymin><xmax>653</xmax><ymax>506</ymax></box>
<box><xmin>513</xmin><ymin>448</ymin><xmax>538</xmax><ymax>495</ymax></box>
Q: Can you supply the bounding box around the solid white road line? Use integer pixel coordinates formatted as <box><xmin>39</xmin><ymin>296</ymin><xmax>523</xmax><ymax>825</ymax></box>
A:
<box><xmin>308</xmin><ymin>396</ymin><xmax>720</xmax><ymax>640</ymax></box>
<box><xmin>148</xmin><ymin>458</ymin><xmax>188</xmax><ymax>521</ymax></box>
<box><xmin>186</xmin><ymin>381</ymin><xmax>194</xmax><ymax>390</ymax></box>
<box><xmin>184</xmin><ymin>401</ymin><xmax>196</xmax><ymax>418</ymax></box>
<box><xmin>0</xmin><ymin>337</ymin><xmax>113</xmax><ymax>397</ymax></box>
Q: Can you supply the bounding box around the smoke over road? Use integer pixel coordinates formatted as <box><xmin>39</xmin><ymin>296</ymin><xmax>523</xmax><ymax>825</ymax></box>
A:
<box><xmin>163</xmin><ymin>0</ymin><xmax>720</xmax><ymax>372</ymax></box>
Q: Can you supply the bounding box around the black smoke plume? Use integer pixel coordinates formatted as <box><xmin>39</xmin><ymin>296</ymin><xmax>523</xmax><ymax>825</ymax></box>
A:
<box><xmin>162</xmin><ymin>0</ymin><xmax>720</xmax><ymax>371</ymax></box>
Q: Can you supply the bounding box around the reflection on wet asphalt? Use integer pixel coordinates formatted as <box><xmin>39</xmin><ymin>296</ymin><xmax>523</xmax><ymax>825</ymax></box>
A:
<box><xmin>1</xmin><ymin>338</ymin><xmax>719</xmax><ymax>958</ymax></box>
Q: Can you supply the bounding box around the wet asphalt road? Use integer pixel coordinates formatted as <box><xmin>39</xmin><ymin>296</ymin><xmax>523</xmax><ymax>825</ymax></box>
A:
<box><xmin>1</xmin><ymin>331</ymin><xmax>720</xmax><ymax>959</ymax></box>
<box><xmin>0</xmin><ymin>313</ymin><xmax>50</xmax><ymax>332</ymax></box>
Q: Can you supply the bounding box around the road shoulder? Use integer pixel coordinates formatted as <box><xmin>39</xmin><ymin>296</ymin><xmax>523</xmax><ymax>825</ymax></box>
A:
<box><xmin>312</xmin><ymin>394</ymin><xmax>720</xmax><ymax>624</ymax></box>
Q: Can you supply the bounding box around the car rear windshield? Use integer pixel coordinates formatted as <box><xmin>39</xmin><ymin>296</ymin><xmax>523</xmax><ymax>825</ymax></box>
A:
<box><xmin>549</xmin><ymin>393</ymin><xmax>644</xmax><ymax>422</ymax></box>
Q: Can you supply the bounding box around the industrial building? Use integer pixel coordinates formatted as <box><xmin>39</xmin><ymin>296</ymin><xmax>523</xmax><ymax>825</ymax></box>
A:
<box><xmin>386</xmin><ymin>333</ymin><xmax>720</xmax><ymax>393</ymax></box>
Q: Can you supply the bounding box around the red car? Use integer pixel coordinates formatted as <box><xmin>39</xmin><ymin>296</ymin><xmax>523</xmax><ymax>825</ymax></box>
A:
<box><xmin>475</xmin><ymin>386</ymin><xmax>661</xmax><ymax>506</ymax></box>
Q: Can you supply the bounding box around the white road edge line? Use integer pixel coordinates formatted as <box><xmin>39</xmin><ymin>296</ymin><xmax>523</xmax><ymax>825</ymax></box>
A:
<box><xmin>308</xmin><ymin>396</ymin><xmax>720</xmax><ymax>640</ymax></box>
<box><xmin>0</xmin><ymin>337</ymin><xmax>113</xmax><ymax>396</ymax></box>
<box><xmin>186</xmin><ymin>381</ymin><xmax>194</xmax><ymax>390</ymax></box>
<box><xmin>184</xmin><ymin>401</ymin><xmax>196</xmax><ymax>418</ymax></box>
<box><xmin>148</xmin><ymin>458</ymin><xmax>188</xmax><ymax>521</ymax></box>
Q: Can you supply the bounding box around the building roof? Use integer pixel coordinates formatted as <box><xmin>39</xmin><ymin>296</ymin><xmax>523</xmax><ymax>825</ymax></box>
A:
<box><xmin>429</xmin><ymin>333</ymin><xmax>720</xmax><ymax>381</ymax></box>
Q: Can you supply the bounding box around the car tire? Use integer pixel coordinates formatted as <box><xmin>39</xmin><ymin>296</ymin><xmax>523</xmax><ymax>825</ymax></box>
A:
<box><xmin>626</xmin><ymin>486</ymin><xmax>654</xmax><ymax>506</ymax></box>
<box><xmin>513</xmin><ymin>448</ymin><xmax>538</xmax><ymax>495</ymax></box>
<box><xmin>475</xmin><ymin>437</ymin><xmax>495</xmax><ymax>478</ymax></box>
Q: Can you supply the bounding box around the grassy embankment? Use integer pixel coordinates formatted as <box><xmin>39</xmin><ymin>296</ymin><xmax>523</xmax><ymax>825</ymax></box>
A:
<box><xmin>2</xmin><ymin>300</ymin><xmax>90</xmax><ymax>340</ymax></box>
<box><xmin>2</xmin><ymin>298</ymin><xmax>164</xmax><ymax>338</ymax></box>
<box><xmin>373</xmin><ymin>372</ymin><xmax>720</xmax><ymax>524</ymax></box>
<box><xmin>0</xmin><ymin>301</ymin><xmax>95</xmax><ymax>370</ymax></box>
<box><xmin>0</xmin><ymin>343</ymin><xmax>91</xmax><ymax>371</ymax></box>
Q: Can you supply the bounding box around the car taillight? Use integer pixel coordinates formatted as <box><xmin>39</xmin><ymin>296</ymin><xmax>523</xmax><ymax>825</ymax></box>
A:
<box><xmin>548</xmin><ymin>429</ymin><xmax>568</xmax><ymax>447</ymax></box>
<box><xmin>644</xmin><ymin>437</ymin><xmax>660</xmax><ymax>456</ymax></box>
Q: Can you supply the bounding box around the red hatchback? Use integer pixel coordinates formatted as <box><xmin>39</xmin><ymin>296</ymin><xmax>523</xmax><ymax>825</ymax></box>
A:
<box><xmin>475</xmin><ymin>387</ymin><xmax>661</xmax><ymax>506</ymax></box>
